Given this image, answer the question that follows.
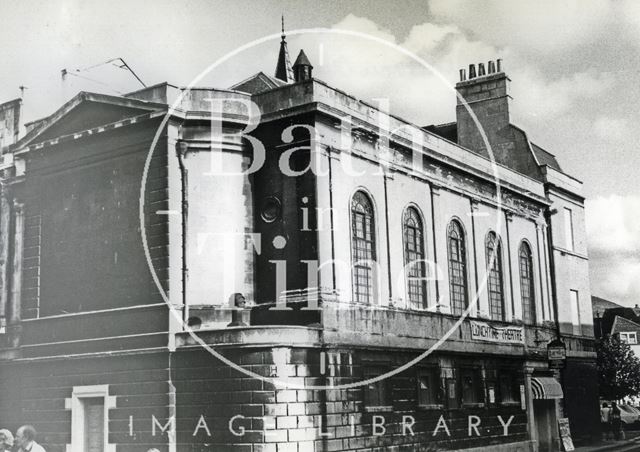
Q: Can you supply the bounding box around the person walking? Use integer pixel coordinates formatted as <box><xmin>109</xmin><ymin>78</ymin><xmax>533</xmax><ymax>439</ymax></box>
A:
<box><xmin>610</xmin><ymin>402</ymin><xmax>622</xmax><ymax>441</ymax></box>
<box><xmin>15</xmin><ymin>425</ymin><xmax>46</xmax><ymax>452</ymax></box>
<box><xmin>600</xmin><ymin>403</ymin><xmax>611</xmax><ymax>440</ymax></box>
<box><xmin>0</xmin><ymin>429</ymin><xmax>13</xmax><ymax>451</ymax></box>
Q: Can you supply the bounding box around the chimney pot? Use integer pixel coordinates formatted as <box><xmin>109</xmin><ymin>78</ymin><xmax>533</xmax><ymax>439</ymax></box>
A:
<box><xmin>459</xmin><ymin>69</ymin><xmax>467</xmax><ymax>81</ymax></box>
<box><xmin>497</xmin><ymin>59</ymin><xmax>503</xmax><ymax>73</ymax></box>
<box><xmin>468</xmin><ymin>64</ymin><xmax>476</xmax><ymax>79</ymax></box>
<box><xmin>488</xmin><ymin>61</ymin><xmax>496</xmax><ymax>74</ymax></box>
<box><xmin>478</xmin><ymin>63</ymin><xmax>486</xmax><ymax>76</ymax></box>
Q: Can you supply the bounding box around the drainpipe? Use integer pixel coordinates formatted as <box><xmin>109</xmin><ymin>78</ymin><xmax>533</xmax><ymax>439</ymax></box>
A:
<box><xmin>176</xmin><ymin>141</ymin><xmax>189</xmax><ymax>327</ymax></box>
<box><xmin>544</xmin><ymin>208</ymin><xmax>561</xmax><ymax>340</ymax></box>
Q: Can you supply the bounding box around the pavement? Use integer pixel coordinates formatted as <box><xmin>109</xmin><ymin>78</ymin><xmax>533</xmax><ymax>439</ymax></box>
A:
<box><xmin>574</xmin><ymin>432</ymin><xmax>640</xmax><ymax>452</ymax></box>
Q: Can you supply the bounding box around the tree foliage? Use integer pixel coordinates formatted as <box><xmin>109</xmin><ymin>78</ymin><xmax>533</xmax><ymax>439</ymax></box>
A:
<box><xmin>597</xmin><ymin>335</ymin><xmax>640</xmax><ymax>401</ymax></box>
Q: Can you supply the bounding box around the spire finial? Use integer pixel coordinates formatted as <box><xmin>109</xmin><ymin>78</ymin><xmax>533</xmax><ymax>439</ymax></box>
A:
<box><xmin>275</xmin><ymin>16</ymin><xmax>294</xmax><ymax>82</ymax></box>
<box><xmin>281</xmin><ymin>15</ymin><xmax>285</xmax><ymax>40</ymax></box>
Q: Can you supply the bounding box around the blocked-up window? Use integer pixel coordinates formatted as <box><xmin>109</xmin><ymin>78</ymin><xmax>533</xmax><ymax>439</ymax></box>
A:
<box><xmin>564</xmin><ymin>207</ymin><xmax>574</xmax><ymax>251</ymax></box>
<box><xmin>65</xmin><ymin>385</ymin><xmax>116</xmax><ymax>452</ymax></box>
<box><xmin>570</xmin><ymin>289</ymin><xmax>581</xmax><ymax>335</ymax></box>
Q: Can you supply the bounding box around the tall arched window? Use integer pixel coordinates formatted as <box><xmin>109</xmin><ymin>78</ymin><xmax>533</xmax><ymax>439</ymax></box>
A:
<box><xmin>519</xmin><ymin>242</ymin><xmax>536</xmax><ymax>324</ymax></box>
<box><xmin>486</xmin><ymin>231</ymin><xmax>505</xmax><ymax>321</ymax></box>
<box><xmin>447</xmin><ymin>220</ymin><xmax>468</xmax><ymax>315</ymax></box>
<box><xmin>351</xmin><ymin>191</ymin><xmax>376</xmax><ymax>303</ymax></box>
<box><xmin>403</xmin><ymin>207</ymin><xmax>426</xmax><ymax>308</ymax></box>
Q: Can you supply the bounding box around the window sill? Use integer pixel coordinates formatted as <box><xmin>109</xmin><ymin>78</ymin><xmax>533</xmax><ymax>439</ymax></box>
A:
<box><xmin>500</xmin><ymin>401</ymin><xmax>521</xmax><ymax>407</ymax></box>
<box><xmin>365</xmin><ymin>405</ymin><xmax>393</xmax><ymax>413</ymax></box>
<box><xmin>461</xmin><ymin>403</ymin><xmax>485</xmax><ymax>409</ymax></box>
<box><xmin>417</xmin><ymin>404</ymin><xmax>444</xmax><ymax>411</ymax></box>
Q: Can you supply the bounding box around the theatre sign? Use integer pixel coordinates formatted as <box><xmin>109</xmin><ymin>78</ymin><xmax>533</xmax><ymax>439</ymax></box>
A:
<box><xmin>470</xmin><ymin>320</ymin><xmax>525</xmax><ymax>345</ymax></box>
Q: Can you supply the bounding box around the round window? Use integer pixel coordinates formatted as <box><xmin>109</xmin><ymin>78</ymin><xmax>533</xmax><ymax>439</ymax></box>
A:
<box><xmin>260</xmin><ymin>196</ymin><xmax>281</xmax><ymax>223</ymax></box>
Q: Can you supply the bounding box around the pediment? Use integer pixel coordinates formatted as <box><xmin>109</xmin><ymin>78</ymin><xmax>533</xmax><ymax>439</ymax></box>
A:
<box><xmin>20</xmin><ymin>92</ymin><xmax>166</xmax><ymax>148</ymax></box>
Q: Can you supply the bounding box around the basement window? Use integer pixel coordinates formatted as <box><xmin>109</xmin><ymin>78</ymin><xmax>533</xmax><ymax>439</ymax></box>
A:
<box><xmin>460</xmin><ymin>367</ymin><xmax>484</xmax><ymax>407</ymax></box>
<box><xmin>364</xmin><ymin>368</ymin><xmax>392</xmax><ymax>412</ymax></box>
<box><xmin>417</xmin><ymin>367</ymin><xmax>442</xmax><ymax>409</ymax></box>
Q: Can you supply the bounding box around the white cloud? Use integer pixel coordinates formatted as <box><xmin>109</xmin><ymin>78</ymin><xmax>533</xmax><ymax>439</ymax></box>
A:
<box><xmin>586</xmin><ymin>195</ymin><xmax>640</xmax><ymax>254</ymax></box>
<box><xmin>586</xmin><ymin>195</ymin><xmax>640</xmax><ymax>305</ymax></box>
<box><xmin>318</xmin><ymin>14</ymin><xmax>614</xmax><ymax>127</ymax></box>
<box><xmin>593</xmin><ymin>116</ymin><xmax>629</xmax><ymax>142</ymax></box>
<box><xmin>428</xmin><ymin>0</ymin><xmax>613</xmax><ymax>53</ymax></box>
<box><xmin>510</xmin><ymin>69</ymin><xmax>614</xmax><ymax>122</ymax></box>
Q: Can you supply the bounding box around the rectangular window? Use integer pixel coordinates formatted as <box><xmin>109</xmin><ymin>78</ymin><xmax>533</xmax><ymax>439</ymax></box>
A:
<box><xmin>460</xmin><ymin>368</ymin><xmax>484</xmax><ymax>406</ymax></box>
<box><xmin>66</xmin><ymin>385</ymin><xmax>115</xmax><ymax>452</ymax></box>
<box><xmin>564</xmin><ymin>207</ymin><xmax>574</xmax><ymax>251</ymax></box>
<box><xmin>620</xmin><ymin>332</ymin><xmax>638</xmax><ymax>344</ymax></box>
<box><xmin>83</xmin><ymin>398</ymin><xmax>105</xmax><ymax>452</ymax></box>
<box><xmin>364</xmin><ymin>368</ymin><xmax>391</xmax><ymax>411</ymax></box>
<box><xmin>417</xmin><ymin>368</ymin><xmax>441</xmax><ymax>407</ymax></box>
<box><xmin>570</xmin><ymin>290</ymin><xmax>581</xmax><ymax>335</ymax></box>
<box><xmin>498</xmin><ymin>370</ymin><xmax>519</xmax><ymax>404</ymax></box>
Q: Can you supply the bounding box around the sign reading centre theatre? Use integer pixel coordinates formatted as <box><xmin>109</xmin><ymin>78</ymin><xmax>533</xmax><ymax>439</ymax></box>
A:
<box><xmin>471</xmin><ymin>321</ymin><xmax>524</xmax><ymax>344</ymax></box>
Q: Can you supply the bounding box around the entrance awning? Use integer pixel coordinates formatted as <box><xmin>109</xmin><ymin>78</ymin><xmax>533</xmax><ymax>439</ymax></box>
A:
<box><xmin>531</xmin><ymin>377</ymin><xmax>564</xmax><ymax>400</ymax></box>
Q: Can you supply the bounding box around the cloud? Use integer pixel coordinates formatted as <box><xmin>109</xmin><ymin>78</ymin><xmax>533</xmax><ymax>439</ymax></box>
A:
<box><xmin>593</xmin><ymin>116</ymin><xmax>629</xmax><ymax>142</ymax></box>
<box><xmin>510</xmin><ymin>69</ymin><xmax>614</xmax><ymax>122</ymax></box>
<box><xmin>428</xmin><ymin>0</ymin><xmax>613</xmax><ymax>53</ymax></box>
<box><xmin>586</xmin><ymin>195</ymin><xmax>640</xmax><ymax>305</ymax></box>
<box><xmin>319</xmin><ymin>14</ymin><xmax>614</xmax><ymax>127</ymax></box>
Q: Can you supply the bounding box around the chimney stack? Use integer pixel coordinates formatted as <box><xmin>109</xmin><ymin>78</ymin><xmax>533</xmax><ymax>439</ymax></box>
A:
<box><xmin>455</xmin><ymin>58</ymin><xmax>513</xmax><ymax>162</ymax></box>
<box><xmin>459</xmin><ymin>69</ymin><xmax>467</xmax><ymax>81</ymax></box>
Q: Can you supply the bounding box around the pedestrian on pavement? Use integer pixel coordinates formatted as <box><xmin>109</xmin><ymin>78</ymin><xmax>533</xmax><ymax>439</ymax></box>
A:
<box><xmin>0</xmin><ymin>429</ymin><xmax>14</xmax><ymax>451</ymax></box>
<box><xmin>610</xmin><ymin>402</ymin><xmax>622</xmax><ymax>441</ymax></box>
<box><xmin>15</xmin><ymin>425</ymin><xmax>46</xmax><ymax>452</ymax></box>
<box><xmin>600</xmin><ymin>402</ymin><xmax>611</xmax><ymax>440</ymax></box>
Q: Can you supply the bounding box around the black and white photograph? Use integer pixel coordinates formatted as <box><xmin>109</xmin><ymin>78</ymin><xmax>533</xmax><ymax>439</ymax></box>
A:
<box><xmin>0</xmin><ymin>1</ymin><xmax>639</xmax><ymax>451</ymax></box>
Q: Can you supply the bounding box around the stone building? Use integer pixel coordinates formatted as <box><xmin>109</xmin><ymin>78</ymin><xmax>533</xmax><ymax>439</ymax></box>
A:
<box><xmin>0</xmin><ymin>34</ymin><xmax>598</xmax><ymax>452</ymax></box>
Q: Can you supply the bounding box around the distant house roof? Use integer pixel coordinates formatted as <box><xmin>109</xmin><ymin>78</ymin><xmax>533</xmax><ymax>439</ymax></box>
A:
<box><xmin>592</xmin><ymin>295</ymin><xmax>624</xmax><ymax>317</ymax></box>
<box><xmin>611</xmin><ymin>315</ymin><xmax>640</xmax><ymax>335</ymax></box>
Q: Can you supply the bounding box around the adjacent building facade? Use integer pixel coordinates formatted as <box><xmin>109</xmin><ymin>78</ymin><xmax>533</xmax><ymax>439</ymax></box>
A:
<box><xmin>0</xmin><ymin>36</ymin><xmax>598</xmax><ymax>452</ymax></box>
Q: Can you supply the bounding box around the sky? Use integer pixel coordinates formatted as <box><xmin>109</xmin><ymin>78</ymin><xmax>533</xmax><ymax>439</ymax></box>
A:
<box><xmin>1</xmin><ymin>0</ymin><xmax>639</xmax><ymax>306</ymax></box>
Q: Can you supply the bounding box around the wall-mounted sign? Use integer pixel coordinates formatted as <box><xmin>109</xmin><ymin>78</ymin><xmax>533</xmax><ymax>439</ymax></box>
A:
<box><xmin>548</xmin><ymin>338</ymin><xmax>567</xmax><ymax>369</ymax></box>
<box><xmin>520</xmin><ymin>385</ymin><xmax>526</xmax><ymax>410</ymax></box>
<box><xmin>470</xmin><ymin>320</ymin><xmax>524</xmax><ymax>344</ymax></box>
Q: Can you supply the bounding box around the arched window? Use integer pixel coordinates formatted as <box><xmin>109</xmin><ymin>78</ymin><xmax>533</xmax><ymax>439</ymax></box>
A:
<box><xmin>351</xmin><ymin>191</ymin><xmax>376</xmax><ymax>303</ymax></box>
<box><xmin>519</xmin><ymin>242</ymin><xmax>536</xmax><ymax>324</ymax></box>
<box><xmin>403</xmin><ymin>207</ymin><xmax>426</xmax><ymax>308</ymax></box>
<box><xmin>486</xmin><ymin>231</ymin><xmax>505</xmax><ymax>321</ymax></box>
<box><xmin>447</xmin><ymin>220</ymin><xmax>468</xmax><ymax>315</ymax></box>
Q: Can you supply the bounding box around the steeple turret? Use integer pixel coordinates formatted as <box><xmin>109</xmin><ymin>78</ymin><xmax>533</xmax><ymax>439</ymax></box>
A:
<box><xmin>274</xmin><ymin>16</ymin><xmax>294</xmax><ymax>83</ymax></box>
<box><xmin>292</xmin><ymin>49</ymin><xmax>313</xmax><ymax>82</ymax></box>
